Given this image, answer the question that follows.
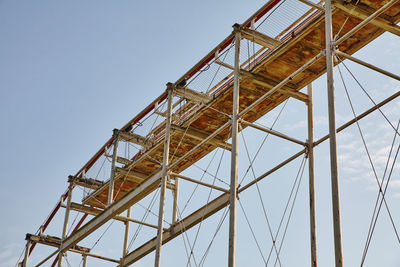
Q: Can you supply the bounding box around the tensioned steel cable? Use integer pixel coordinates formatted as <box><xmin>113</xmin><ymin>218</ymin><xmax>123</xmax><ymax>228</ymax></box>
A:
<box><xmin>206</xmin><ymin>43</ymin><xmax>233</xmax><ymax>93</ymax></box>
<box><xmin>266</xmin><ymin>155</ymin><xmax>306</xmax><ymax>266</ymax></box>
<box><xmin>272</xmin><ymin>155</ymin><xmax>306</xmax><ymax>267</ymax></box>
<box><xmin>238</xmin><ymin>198</ymin><xmax>268</xmax><ymax>265</ymax></box>
<box><xmin>239</xmin><ymin>99</ymin><xmax>289</xmax><ymax>186</ymax></box>
<box><xmin>337</xmin><ymin>64</ymin><xmax>400</xmax><ymax>241</ymax></box>
<box><xmin>255</xmin><ymin>0</ymin><xmax>288</xmax><ymax>31</ymax></box>
<box><xmin>127</xmin><ymin>187</ymin><xmax>160</xmax><ymax>251</ymax></box>
<box><xmin>192</xmin><ymin>163</ymin><xmax>229</xmax><ymax>186</ymax></box>
<box><xmin>179</xmin><ymin>149</ymin><xmax>220</xmax><ymax>216</ymax></box>
<box><xmin>360</xmin><ymin>121</ymin><xmax>400</xmax><ymax>266</ymax></box>
<box><xmin>185</xmin><ymin>148</ymin><xmax>227</xmax><ymax>267</ymax></box>
<box><xmin>337</xmin><ymin>56</ymin><xmax>400</xmax><ymax>137</ymax></box>
<box><xmin>240</xmin><ymin>128</ymin><xmax>283</xmax><ymax>267</ymax></box>
<box><xmin>198</xmin><ymin>207</ymin><xmax>229</xmax><ymax>267</ymax></box>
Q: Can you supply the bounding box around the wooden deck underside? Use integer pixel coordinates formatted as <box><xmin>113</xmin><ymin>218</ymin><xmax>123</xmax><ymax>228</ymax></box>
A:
<box><xmin>84</xmin><ymin>0</ymin><xmax>400</xmax><ymax>208</ymax></box>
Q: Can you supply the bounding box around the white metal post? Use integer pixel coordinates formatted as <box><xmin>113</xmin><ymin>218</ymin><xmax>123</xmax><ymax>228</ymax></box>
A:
<box><xmin>172</xmin><ymin>178</ymin><xmax>179</xmax><ymax>224</ymax></box>
<box><xmin>229</xmin><ymin>23</ymin><xmax>241</xmax><ymax>267</ymax></box>
<box><xmin>325</xmin><ymin>1</ymin><xmax>343</xmax><ymax>266</ymax></box>
<box><xmin>22</xmin><ymin>240</ymin><xmax>31</xmax><ymax>267</ymax></box>
<box><xmin>307</xmin><ymin>84</ymin><xmax>317</xmax><ymax>267</ymax></box>
<box><xmin>82</xmin><ymin>254</ymin><xmax>88</xmax><ymax>267</ymax></box>
<box><xmin>58</xmin><ymin>182</ymin><xmax>74</xmax><ymax>267</ymax></box>
<box><xmin>123</xmin><ymin>207</ymin><xmax>131</xmax><ymax>260</ymax></box>
<box><xmin>154</xmin><ymin>84</ymin><xmax>174</xmax><ymax>267</ymax></box>
<box><xmin>108</xmin><ymin>129</ymin><xmax>120</xmax><ymax>205</ymax></box>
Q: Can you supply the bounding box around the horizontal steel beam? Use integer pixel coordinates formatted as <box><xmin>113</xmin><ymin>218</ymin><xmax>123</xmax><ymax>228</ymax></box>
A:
<box><xmin>68</xmin><ymin>175</ymin><xmax>104</xmax><ymax>190</ymax></box>
<box><xmin>170</xmin><ymin>172</ymin><xmax>229</xmax><ymax>193</ymax></box>
<box><xmin>115</xmin><ymin>167</ymin><xmax>147</xmax><ymax>183</ymax></box>
<box><xmin>120</xmin><ymin>193</ymin><xmax>230</xmax><ymax>265</ymax></box>
<box><xmin>171</xmin><ymin>124</ymin><xmax>232</xmax><ymax>151</ymax></box>
<box><xmin>333</xmin><ymin>0</ymin><xmax>400</xmax><ymax>37</ymax></box>
<box><xmin>119</xmin><ymin>131</ymin><xmax>154</xmax><ymax>148</ymax></box>
<box><xmin>334</xmin><ymin>0</ymin><xmax>399</xmax><ymax>46</ymax></box>
<box><xmin>240</xmin><ymin>119</ymin><xmax>307</xmax><ymax>146</ymax></box>
<box><xmin>26</xmin><ymin>234</ymin><xmax>90</xmax><ymax>253</ymax></box>
<box><xmin>314</xmin><ymin>89</ymin><xmax>400</xmax><ymax>146</ymax></box>
<box><xmin>105</xmin><ymin>155</ymin><xmax>133</xmax><ymax>166</ymax></box>
<box><xmin>60</xmin><ymin>170</ymin><xmax>163</xmax><ymax>253</ymax></box>
<box><xmin>174</xmin><ymin>86</ymin><xmax>212</xmax><ymax>104</ymax></box>
<box><xmin>68</xmin><ymin>202</ymin><xmax>160</xmax><ymax>229</ymax></box>
<box><xmin>335</xmin><ymin>50</ymin><xmax>400</xmax><ymax>82</ymax></box>
<box><xmin>240</xmin><ymin>28</ymin><xmax>282</xmax><ymax>49</ymax></box>
<box><xmin>240</xmin><ymin>69</ymin><xmax>309</xmax><ymax>103</ymax></box>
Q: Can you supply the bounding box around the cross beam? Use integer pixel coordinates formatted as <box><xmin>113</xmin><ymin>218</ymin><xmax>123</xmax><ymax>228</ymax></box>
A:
<box><xmin>119</xmin><ymin>131</ymin><xmax>154</xmax><ymax>148</ymax></box>
<box><xmin>171</xmin><ymin>124</ymin><xmax>232</xmax><ymax>151</ymax></box>
<box><xmin>68</xmin><ymin>202</ymin><xmax>160</xmax><ymax>229</ymax></box>
<box><xmin>333</xmin><ymin>0</ymin><xmax>400</xmax><ymax>37</ymax></box>
<box><xmin>174</xmin><ymin>86</ymin><xmax>212</xmax><ymax>104</ymax></box>
<box><xmin>240</xmin><ymin>28</ymin><xmax>282</xmax><ymax>49</ymax></box>
<box><xmin>68</xmin><ymin>176</ymin><xmax>104</xmax><ymax>190</ymax></box>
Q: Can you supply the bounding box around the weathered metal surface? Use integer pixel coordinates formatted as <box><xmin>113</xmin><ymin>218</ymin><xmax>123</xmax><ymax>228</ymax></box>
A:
<box><xmin>82</xmin><ymin>0</ymin><xmax>400</xmax><ymax>211</ymax></box>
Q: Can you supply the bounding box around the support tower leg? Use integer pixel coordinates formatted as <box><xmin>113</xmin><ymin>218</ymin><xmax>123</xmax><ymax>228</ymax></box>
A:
<box><xmin>228</xmin><ymin>23</ymin><xmax>241</xmax><ymax>267</ymax></box>
<box><xmin>325</xmin><ymin>1</ymin><xmax>343</xmax><ymax>266</ymax></box>
<box><xmin>154</xmin><ymin>84</ymin><xmax>174</xmax><ymax>267</ymax></box>
<box><xmin>307</xmin><ymin>83</ymin><xmax>317</xmax><ymax>267</ymax></box>
<box><xmin>58</xmin><ymin>182</ymin><xmax>74</xmax><ymax>267</ymax></box>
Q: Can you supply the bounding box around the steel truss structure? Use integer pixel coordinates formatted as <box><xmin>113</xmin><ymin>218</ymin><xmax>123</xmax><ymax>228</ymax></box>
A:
<box><xmin>20</xmin><ymin>0</ymin><xmax>400</xmax><ymax>266</ymax></box>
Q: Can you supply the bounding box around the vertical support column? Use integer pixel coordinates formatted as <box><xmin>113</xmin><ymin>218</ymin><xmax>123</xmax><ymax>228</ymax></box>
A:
<box><xmin>58</xmin><ymin>182</ymin><xmax>74</xmax><ymax>267</ymax></box>
<box><xmin>154</xmin><ymin>83</ymin><xmax>174</xmax><ymax>267</ymax></box>
<box><xmin>172</xmin><ymin>178</ymin><xmax>179</xmax><ymax>224</ymax></box>
<box><xmin>228</xmin><ymin>23</ymin><xmax>241</xmax><ymax>267</ymax></box>
<box><xmin>22</xmin><ymin>240</ymin><xmax>31</xmax><ymax>267</ymax></box>
<box><xmin>82</xmin><ymin>255</ymin><xmax>88</xmax><ymax>267</ymax></box>
<box><xmin>108</xmin><ymin>129</ymin><xmax>120</xmax><ymax>206</ymax></box>
<box><xmin>121</xmin><ymin>207</ymin><xmax>131</xmax><ymax>266</ymax></box>
<box><xmin>325</xmin><ymin>2</ymin><xmax>343</xmax><ymax>267</ymax></box>
<box><xmin>307</xmin><ymin>84</ymin><xmax>317</xmax><ymax>267</ymax></box>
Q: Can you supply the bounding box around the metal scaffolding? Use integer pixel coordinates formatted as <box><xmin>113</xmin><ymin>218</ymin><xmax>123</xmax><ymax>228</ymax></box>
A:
<box><xmin>20</xmin><ymin>0</ymin><xmax>400</xmax><ymax>266</ymax></box>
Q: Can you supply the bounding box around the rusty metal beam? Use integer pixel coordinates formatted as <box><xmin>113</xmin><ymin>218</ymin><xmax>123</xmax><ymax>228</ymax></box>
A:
<box><xmin>333</xmin><ymin>0</ymin><xmax>400</xmax><ymax>37</ymax></box>
<box><xmin>240</xmin><ymin>69</ymin><xmax>309</xmax><ymax>102</ymax></box>
<box><xmin>68</xmin><ymin>176</ymin><xmax>104</xmax><ymax>190</ymax></box>
<box><xmin>174</xmin><ymin>86</ymin><xmax>212</xmax><ymax>104</ymax></box>
<box><xmin>171</xmin><ymin>124</ymin><xmax>232</xmax><ymax>151</ymax></box>
<box><xmin>119</xmin><ymin>131</ymin><xmax>154</xmax><ymax>148</ymax></box>
<box><xmin>170</xmin><ymin>172</ymin><xmax>229</xmax><ymax>193</ymax></box>
<box><xmin>334</xmin><ymin>0</ymin><xmax>399</xmax><ymax>46</ymax></box>
<box><xmin>60</xmin><ymin>170</ymin><xmax>163</xmax><ymax>253</ymax></box>
<box><xmin>68</xmin><ymin>202</ymin><xmax>160</xmax><ymax>229</ymax></box>
<box><xmin>115</xmin><ymin>167</ymin><xmax>147</xmax><ymax>183</ymax></box>
<box><xmin>240</xmin><ymin>28</ymin><xmax>282</xmax><ymax>49</ymax></box>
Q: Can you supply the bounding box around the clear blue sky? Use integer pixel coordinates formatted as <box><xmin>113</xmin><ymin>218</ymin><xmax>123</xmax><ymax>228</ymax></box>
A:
<box><xmin>1</xmin><ymin>1</ymin><xmax>399</xmax><ymax>266</ymax></box>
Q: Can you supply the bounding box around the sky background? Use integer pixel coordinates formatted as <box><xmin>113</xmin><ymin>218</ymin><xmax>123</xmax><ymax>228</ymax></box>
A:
<box><xmin>0</xmin><ymin>0</ymin><xmax>399</xmax><ymax>266</ymax></box>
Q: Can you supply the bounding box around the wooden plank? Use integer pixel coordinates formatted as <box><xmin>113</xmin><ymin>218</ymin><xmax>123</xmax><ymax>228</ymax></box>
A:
<box><xmin>171</xmin><ymin>124</ymin><xmax>232</xmax><ymax>151</ymax></box>
<box><xmin>115</xmin><ymin>167</ymin><xmax>147</xmax><ymax>183</ymax></box>
<box><xmin>240</xmin><ymin>69</ymin><xmax>309</xmax><ymax>102</ymax></box>
<box><xmin>240</xmin><ymin>28</ymin><xmax>282</xmax><ymax>49</ymax></box>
